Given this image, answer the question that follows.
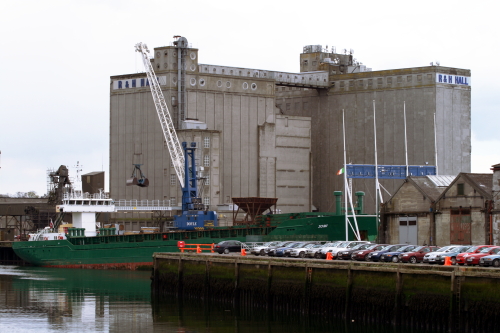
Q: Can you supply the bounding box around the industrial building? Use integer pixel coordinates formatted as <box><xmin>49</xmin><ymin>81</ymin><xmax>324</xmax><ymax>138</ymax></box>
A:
<box><xmin>109</xmin><ymin>36</ymin><xmax>471</xmax><ymax>217</ymax></box>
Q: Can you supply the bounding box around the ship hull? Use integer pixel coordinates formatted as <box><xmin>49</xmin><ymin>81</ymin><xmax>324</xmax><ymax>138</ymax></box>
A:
<box><xmin>13</xmin><ymin>213</ymin><xmax>377</xmax><ymax>269</ymax></box>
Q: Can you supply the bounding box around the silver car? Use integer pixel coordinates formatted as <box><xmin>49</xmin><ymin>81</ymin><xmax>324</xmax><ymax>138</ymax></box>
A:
<box><xmin>307</xmin><ymin>241</ymin><xmax>343</xmax><ymax>258</ymax></box>
<box><xmin>250</xmin><ymin>241</ymin><xmax>282</xmax><ymax>256</ymax></box>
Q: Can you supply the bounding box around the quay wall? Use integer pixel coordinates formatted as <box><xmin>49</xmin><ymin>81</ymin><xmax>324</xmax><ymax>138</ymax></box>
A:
<box><xmin>152</xmin><ymin>253</ymin><xmax>500</xmax><ymax>332</ymax></box>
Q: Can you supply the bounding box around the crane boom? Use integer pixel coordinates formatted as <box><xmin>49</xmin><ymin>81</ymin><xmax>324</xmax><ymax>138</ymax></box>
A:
<box><xmin>135</xmin><ymin>42</ymin><xmax>185</xmax><ymax>187</ymax></box>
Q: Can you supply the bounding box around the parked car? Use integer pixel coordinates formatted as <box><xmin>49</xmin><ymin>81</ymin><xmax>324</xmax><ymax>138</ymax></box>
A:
<box><xmin>307</xmin><ymin>241</ymin><xmax>343</xmax><ymax>258</ymax></box>
<box><xmin>455</xmin><ymin>245</ymin><xmax>494</xmax><ymax>265</ymax></box>
<box><xmin>250</xmin><ymin>241</ymin><xmax>283</xmax><ymax>256</ymax></box>
<box><xmin>433</xmin><ymin>245</ymin><xmax>471</xmax><ymax>265</ymax></box>
<box><xmin>338</xmin><ymin>243</ymin><xmax>374</xmax><ymax>260</ymax></box>
<box><xmin>351</xmin><ymin>244</ymin><xmax>388</xmax><ymax>261</ymax></box>
<box><xmin>213</xmin><ymin>240</ymin><xmax>243</xmax><ymax>254</ymax></box>
<box><xmin>379</xmin><ymin>245</ymin><xmax>418</xmax><ymax>263</ymax></box>
<box><xmin>268</xmin><ymin>241</ymin><xmax>299</xmax><ymax>257</ymax></box>
<box><xmin>422</xmin><ymin>245</ymin><xmax>466</xmax><ymax>264</ymax></box>
<box><xmin>330</xmin><ymin>241</ymin><xmax>370</xmax><ymax>259</ymax></box>
<box><xmin>400</xmin><ymin>246</ymin><xmax>440</xmax><ymax>263</ymax></box>
<box><xmin>462</xmin><ymin>246</ymin><xmax>500</xmax><ymax>266</ymax></box>
<box><xmin>479</xmin><ymin>254</ymin><xmax>500</xmax><ymax>267</ymax></box>
<box><xmin>275</xmin><ymin>242</ymin><xmax>315</xmax><ymax>257</ymax></box>
<box><xmin>289</xmin><ymin>243</ymin><xmax>322</xmax><ymax>258</ymax></box>
<box><xmin>367</xmin><ymin>244</ymin><xmax>406</xmax><ymax>262</ymax></box>
<box><xmin>319</xmin><ymin>241</ymin><xmax>369</xmax><ymax>259</ymax></box>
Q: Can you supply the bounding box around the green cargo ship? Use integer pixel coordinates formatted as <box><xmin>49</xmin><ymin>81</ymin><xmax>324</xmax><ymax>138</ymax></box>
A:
<box><xmin>12</xmin><ymin>212</ymin><xmax>377</xmax><ymax>270</ymax></box>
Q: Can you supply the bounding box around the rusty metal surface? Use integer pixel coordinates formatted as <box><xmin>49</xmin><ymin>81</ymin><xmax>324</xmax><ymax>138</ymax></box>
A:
<box><xmin>231</xmin><ymin>197</ymin><xmax>278</xmax><ymax>224</ymax></box>
<box><xmin>450</xmin><ymin>213</ymin><xmax>472</xmax><ymax>245</ymax></box>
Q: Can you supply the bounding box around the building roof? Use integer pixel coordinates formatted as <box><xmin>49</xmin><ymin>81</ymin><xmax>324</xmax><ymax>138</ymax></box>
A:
<box><xmin>427</xmin><ymin>175</ymin><xmax>456</xmax><ymax>187</ymax></box>
<box><xmin>82</xmin><ymin>171</ymin><xmax>104</xmax><ymax>176</ymax></box>
<box><xmin>408</xmin><ymin>175</ymin><xmax>455</xmax><ymax>202</ymax></box>
<box><xmin>462</xmin><ymin>173</ymin><xmax>493</xmax><ymax>198</ymax></box>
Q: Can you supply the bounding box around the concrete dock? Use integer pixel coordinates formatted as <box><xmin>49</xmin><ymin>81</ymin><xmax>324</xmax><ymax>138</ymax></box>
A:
<box><xmin>152</xmin><ymin>253</ymin><xmax>500</xmax><ymax>332</ymax></box>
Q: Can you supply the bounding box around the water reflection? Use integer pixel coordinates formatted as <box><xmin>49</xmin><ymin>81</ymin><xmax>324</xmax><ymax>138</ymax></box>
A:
<box><xmin>0</xmin><ymin>266</ymin><xmax>152</xmax><ymax>332</ymax></box>
<box><xmin>0</xmin><ymin>266</ymin><xmax>446</xmax><ymax>333</ymax></box>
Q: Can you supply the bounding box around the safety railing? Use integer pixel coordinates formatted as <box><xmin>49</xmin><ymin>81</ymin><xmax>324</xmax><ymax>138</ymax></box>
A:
<box><xmin>178</xmin><ymin>243</ymin><xmax>214</xmax><ymax>253</ymax></box>
<box><xmin>115</xmin><ymin>199</ymin><xmax>175</xmax><ymax>207</ymax></box>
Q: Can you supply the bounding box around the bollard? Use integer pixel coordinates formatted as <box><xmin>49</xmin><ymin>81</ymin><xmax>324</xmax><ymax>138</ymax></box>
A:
<box><xmin>196</xmin><ymin>245</ymin><xmax>202</xmax><ymax>253</ymax></box>
<box><xmin>444</xmin><ymin>256</ymin><xmax>451</xmax><ymax>266</ymax></box>
<box><xmin>241</xmin><ymin>248</ymin><xmax>246</xmax><ymax>256</ymax></box>
<box><xmin>326</xmin><ymin>252</ymin><xmax>333</xmax><ymax>260</ymax></box>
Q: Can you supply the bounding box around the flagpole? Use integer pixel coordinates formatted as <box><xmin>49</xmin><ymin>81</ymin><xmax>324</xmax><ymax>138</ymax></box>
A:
<box><xmin>343</xmin><ymin>109</ymin><xmax>348</xmax><ymax>241</ymax></box>
<box><xmin>404</xmin><ymin>101</ymin><xmax>409</xmax><ymax>177</ymax></box>
<box><xmin>434</xmin><ymin>112</ymin><xmax>438</xmax><ymax>175</ymax></box>
<box><xmin>373</xmin><ymin>100</ymin><xmax>380</xmax><ymax>233</ymax></box>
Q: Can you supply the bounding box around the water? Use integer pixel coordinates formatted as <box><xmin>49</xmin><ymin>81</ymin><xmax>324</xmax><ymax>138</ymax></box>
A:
<box><xmin>0</xmin><ymin>265</ymin><xmax>446</xmax><ymax>333</ymax></box>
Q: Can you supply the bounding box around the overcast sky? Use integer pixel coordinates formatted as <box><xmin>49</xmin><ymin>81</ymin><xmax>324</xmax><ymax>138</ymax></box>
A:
<box><xmin>1</xmin><ymin>0</ymin><xmax>498</xmax><ymax>197</ymax></box>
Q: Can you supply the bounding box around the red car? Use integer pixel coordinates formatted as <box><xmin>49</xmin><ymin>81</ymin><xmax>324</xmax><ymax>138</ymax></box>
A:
<box><xmin>455</xmin><ymin>245</ymin><xmax>494</xmax><ymax>265</ymax></box>
<box><xmin>462</xmin><ymin>246</ymin><xmax>500</xmax><ymax>266</ymax></box>
<box><xmin>351</xmin><ymin>244</ymin><xmax>388</xmax><ymax>261</ymax></box>
<box><xmin>400</xmin><ymin>246</ymin><xmax>440</xmax><ymax>263</ymax></box>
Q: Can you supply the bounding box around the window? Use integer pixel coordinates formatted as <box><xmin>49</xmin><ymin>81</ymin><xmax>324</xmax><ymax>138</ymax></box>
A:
<box><xmin>205</xmin><ymin>175</ymin><xmax>210</xmax><ymax>185</ymax></box>
<box><xmin>204</xmin><ymin>197</ymin><xmax>210</xmax><ymax>206</ymax></box>
<box><xmin>170</xmin><ymin>174</ymin><xmax>177</xmax><ymax>186</ymax></box>
<box><xmin>204</xmin><ymin>155</ymin><xmax>210</xmax><ymax>167</ymax></box>
<box><xmin>457</xmin><ymin>183</ymin><xmax>465</xmax><ymax>195</ymax></box>
<box><xmin>170</xmin><ymin>197</ymin><xmax>176</xmax><ymax>206</ymax></box>
<box><xmin>204</xmin><ymin>137</ymin><xmax>210</xmax><ymax>148</ymax></box>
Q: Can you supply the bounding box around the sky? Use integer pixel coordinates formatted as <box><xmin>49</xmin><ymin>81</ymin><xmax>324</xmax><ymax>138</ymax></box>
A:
<box><xmin>0</xmin><ymin>0</ymin><xmax>499</xmax><ymax>197</ymax></box>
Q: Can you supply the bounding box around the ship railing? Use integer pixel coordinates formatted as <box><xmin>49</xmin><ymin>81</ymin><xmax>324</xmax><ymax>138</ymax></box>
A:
<box><xmin>30</xmin><ymin>228</ymin><xmax>52</xmax><ymax>241</ymax></box>
<box><xmin>63</xmin><ymin>191</ymin><xmax>110</xmax><ymax>201</ymax></box>
<box><xmin>115</xmin><ymin>199</ymin><xmax>177</xmax><ymax>207</ymax></box>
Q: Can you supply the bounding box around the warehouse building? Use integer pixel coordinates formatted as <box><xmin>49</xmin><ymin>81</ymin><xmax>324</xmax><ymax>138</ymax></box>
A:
<box><xmin>109</xmin><ymin>36</ymin><xmax>471</xmax><ymax>217</ymax></box>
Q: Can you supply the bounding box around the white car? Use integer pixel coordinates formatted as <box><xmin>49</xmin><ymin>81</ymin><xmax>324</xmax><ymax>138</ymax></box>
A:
<box><xmin>423</xmin><ymin>245</ymin><xmax>461</xmax><ymax>264</ymax></box>
<box><xmin>318</xmin><ymin>241</ymin><xmax>368</xmax><ymax>259</ymax></box>
<box><xmin>307</xmin><ymin>241</ymin><xmax>343</xmax><ymax>258</ymax></box>
<box><xmin>289</xmin><ymin>243</ymin><xmax>322</xmax><ymax>258</ymax></box>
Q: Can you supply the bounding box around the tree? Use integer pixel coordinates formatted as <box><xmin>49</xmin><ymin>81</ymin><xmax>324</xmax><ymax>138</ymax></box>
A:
<box><xmin>13</xmin><ymin>191</ymin><xmax>40</xmax><ymax>198</ymax></box>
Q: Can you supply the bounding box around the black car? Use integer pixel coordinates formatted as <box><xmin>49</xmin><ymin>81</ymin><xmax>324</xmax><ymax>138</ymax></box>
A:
<box><xmin>213</xmin><ymin>240</ymin><xmax>242</xmax><ymax>254</ymax></box>
<box><xmin>379</xmin><ymin>245</ymin><xmax>417</xmax><ymax>263</ymax></box>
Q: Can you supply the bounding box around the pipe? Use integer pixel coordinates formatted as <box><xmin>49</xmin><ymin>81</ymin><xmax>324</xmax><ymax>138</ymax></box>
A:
<box><xmin>334</xmin><ymin>191</ymin><xmax>342</xmax><ymax>216</ymax></box>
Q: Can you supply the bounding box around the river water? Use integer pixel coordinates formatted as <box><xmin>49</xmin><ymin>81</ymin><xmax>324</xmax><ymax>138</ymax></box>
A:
<box><xmin>0</xmin><ymin>265</ymin><xmax>447</xmax><ymax>333</ymax></box>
